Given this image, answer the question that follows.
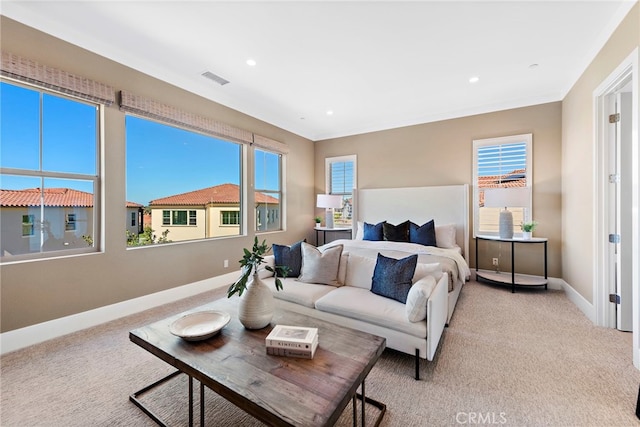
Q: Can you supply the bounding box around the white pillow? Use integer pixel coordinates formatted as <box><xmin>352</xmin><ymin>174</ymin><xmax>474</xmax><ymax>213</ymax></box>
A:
<box><xmin>298</xmin><ymin>242</ymin><xmax>343</xmax><ymax>286</ymax></box>
<box><xmin>413</xmin><ymin>262</ymin><xmax>442</xmax><ymax>282</ymax></box>
<box><xmin>435</xmin><ymin>224</ymin><xmax>457</xmax><ymax>249</ymax></box>
<box><xmin>345</xmin><ymin>253</ymin><xmax>377</xmax><ymax>290</ymax></box>
<box><xmin>406</xmin><ymin>275</ymin><xmax>437</xmax><ymax>322</ymax></box>
<box><xmin>355</xmin><ymin>221</ymin><xmax>364</xmax><ymax>240</ymax></box>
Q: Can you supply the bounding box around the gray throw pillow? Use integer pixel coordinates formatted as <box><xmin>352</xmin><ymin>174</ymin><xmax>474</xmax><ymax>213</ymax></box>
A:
<box><xmin>370</xmin><ymin>253</ymin><xmax>418</xmax><ymax>303</ymax></box>
<box><xmin>297</xmin><ymin>242</ymin><xmax>343</xmax><ymax>286</ymax></box>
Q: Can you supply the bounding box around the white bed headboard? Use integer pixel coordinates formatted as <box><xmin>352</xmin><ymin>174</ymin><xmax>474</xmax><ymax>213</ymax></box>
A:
<box><xmin>353</xmin><ymin>185</ymin><xmax>469</xmax><ymax>261</ymax></box>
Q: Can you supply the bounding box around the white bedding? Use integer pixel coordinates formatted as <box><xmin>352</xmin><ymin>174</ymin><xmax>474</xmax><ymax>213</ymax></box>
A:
<box><xmin>321</xmin><ymin>239</ymin><xmax>471</xmax><ymax>291</ymax></box>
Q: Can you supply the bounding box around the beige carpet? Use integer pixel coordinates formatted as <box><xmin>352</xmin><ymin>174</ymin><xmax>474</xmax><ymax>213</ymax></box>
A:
<box><xmin>1</xmin><ymin>281</ymin><xmax>639</xmax><ymax>426</ymax></box>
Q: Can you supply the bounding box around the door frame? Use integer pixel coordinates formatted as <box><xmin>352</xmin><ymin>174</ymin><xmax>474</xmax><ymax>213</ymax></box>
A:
<box><xmin>593</xmin><ymin>47</ymin><xmax>639</xmax><ymax>369</ymax></box>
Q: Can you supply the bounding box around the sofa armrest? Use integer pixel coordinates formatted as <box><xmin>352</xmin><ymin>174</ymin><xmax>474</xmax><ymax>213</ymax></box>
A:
<box><xmin>425</xmin><ymin>272</ymin><xmax>448</xmax><ymax>361</ymax></box>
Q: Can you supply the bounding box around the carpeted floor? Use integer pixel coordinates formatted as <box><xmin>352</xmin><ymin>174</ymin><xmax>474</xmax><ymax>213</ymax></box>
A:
<box><xmin>1</xmin><ymin>281</ymin><xmax>639</xmax><ymax>426</ymax></box>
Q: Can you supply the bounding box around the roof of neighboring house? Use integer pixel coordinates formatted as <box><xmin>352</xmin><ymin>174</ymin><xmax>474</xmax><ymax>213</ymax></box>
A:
<box><xmin>149</xmin><ymin>183</ymin><xmax>279</xmax><ymax>206</ymax></box>
<box><xmin>0</xmin><ymin>188</ymin><xmax>142</xmax><ymax>208</ymax></box>
<box><xmin>478</xmin><ymin>169</ymin><xmax>526</xmax><ymax>189</ymax></box>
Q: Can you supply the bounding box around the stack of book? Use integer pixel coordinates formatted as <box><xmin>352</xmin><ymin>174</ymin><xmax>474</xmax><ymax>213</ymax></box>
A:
<box><xmin>265</xmin><ymin>325</ymin><xmax>319</xmax><ymax>359</ymax></box>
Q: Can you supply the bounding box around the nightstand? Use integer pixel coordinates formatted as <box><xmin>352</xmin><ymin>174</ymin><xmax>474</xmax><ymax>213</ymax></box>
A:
<box><xmin>475</xmin><ymin>235</ymin><xmax>548</xmax><ymax>293</ymax></box>
<box><xmin>314</xmin><ymin>227</ymin><xmax>352</xmax><ymax>246</ymax></box>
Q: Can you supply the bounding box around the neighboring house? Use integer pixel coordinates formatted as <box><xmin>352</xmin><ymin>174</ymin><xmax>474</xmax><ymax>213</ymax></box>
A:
<box><xmin>148</xmin><ymin>183</ymin><xmax>279</xmax><ymax>241</ymax></box>
<box><xmin>0</xmin><ymin>188</ymin><xmax>143</xmax><ymax>256</ymax></box>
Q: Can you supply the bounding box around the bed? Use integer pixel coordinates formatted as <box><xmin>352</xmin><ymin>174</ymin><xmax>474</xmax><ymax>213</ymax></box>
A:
<box><xmin>320</xmin><ymin>184</ymin><xmax>470</xmax><ymax>324</ymax></box>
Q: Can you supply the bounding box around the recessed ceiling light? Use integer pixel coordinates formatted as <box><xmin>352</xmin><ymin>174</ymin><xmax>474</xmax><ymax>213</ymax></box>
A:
<box><xmin>469</xmin><ymin>76</ymin><xmax>479</xmax><ymax>84</ymax></box>
<box><xmin>326</xmin><ymin>110</ymin><xmax>334</xmax><ymax>116</ymax></box>
<box><xmin>246</xmin><ymin>59</ymin><xmax>256</xmax><ymax>67</ymax></box>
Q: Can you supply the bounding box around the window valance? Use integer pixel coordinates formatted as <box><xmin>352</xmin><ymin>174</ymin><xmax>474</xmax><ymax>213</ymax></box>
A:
<box><xmin>119</xmin><ymin>90</ymin><xmax>289</xmax><ymax>153</ymax></box>
<box><xmin>1</xmin><ymin>51</ymin><xmax>116</xmax><ymax>105</ymax></box>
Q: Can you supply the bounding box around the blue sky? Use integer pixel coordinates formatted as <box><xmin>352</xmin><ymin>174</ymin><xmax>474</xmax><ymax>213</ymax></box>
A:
<box><xmin>1</xmin><ymin>81</ymin><xmax>282</xmax><ymax>206</ymax></box>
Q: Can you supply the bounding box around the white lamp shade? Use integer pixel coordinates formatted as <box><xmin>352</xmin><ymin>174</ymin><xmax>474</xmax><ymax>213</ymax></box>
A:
<box><xmin>483</xmin><ymin>187</ymin><xmax>530</xmax><ymax>208</ymax></box>
<box><xmin>316</xmin><ymin>194</ymin><xmax>343</xmax><ymax>209</ymax></box>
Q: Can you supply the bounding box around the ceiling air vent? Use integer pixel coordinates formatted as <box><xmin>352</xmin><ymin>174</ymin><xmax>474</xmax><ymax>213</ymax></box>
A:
<box><xmin>201</xmin><ymin>71</ymin><xmax>230</xmax><ymax>86</ymax></box>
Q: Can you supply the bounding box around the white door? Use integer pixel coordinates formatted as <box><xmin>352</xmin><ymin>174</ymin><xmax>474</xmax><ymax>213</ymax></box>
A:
<box><xmin>608</xmin><ymin>88</ymin><xmax>633</xmax><ymax>332</ymax></box>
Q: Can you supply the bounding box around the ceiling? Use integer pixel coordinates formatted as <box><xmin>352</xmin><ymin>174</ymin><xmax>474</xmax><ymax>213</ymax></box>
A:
<box><xmin>2</xmin><ymin>1</ymin><xmax>637</xmax><ymax>141</ymax></box>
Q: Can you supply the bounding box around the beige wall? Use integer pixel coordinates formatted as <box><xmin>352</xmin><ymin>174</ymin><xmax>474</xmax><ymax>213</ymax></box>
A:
<box><xmin>562</xmin><ymin>3</ymin><xmax>640</xmax><ymax>303</ymax></box>
<box><xmin>0</xmin><ymin>17</ymin><xmax>315</xmax><ymax>332</ymax></box>
<box><xmin>315</xmin><ymin>102</ymin><xmax>563</xmax><ymax>278</ymax></box>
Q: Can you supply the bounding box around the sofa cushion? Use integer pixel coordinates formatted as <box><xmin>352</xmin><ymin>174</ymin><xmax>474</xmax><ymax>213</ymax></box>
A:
<box><xmin>315</xmin><ymin>286</ymin><xmax>426</xmax><ymax>338</ymax></box>
<box><xmin>371</xmin><ymin>253</ymin><xmax>418</xmax><ymax>304</ymax></box>
<box><xmin>298</xmin><ymin>242</ymin><xmax>343</xmax><ymax>286</ymax></box>
<box><xmin>273</xmin><ymin>240</ymin><xmax>304</xmax><ymax>277</ymax></box>
<box><xmin>405</xmin><ymin>275</ymin><xmax>437</xmax><ymax>322</ymax></box>
<box><xmin>409</xmin><ymin>220</ymin><xmax>436</xmax><ymax>247</ymax></box>
<box><xmin>383</xmin><ymin>221</ymin><xmax>410</xmax><ymax>242</ymax></box>
<box><xmin>345</xmin><ymin>253</ymin><xmax>377</xmax><ymax>290</ymax></box>
<box><xmin>264</xmin><ymin>277</ymin><xmax>335</xmax><ymax>308</ymax></box>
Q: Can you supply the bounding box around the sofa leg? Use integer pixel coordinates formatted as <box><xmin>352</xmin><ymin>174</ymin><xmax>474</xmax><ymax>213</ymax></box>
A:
<box><xmin>415</xmin><ymin>349</ymin><xmax>420</xmax><ymax>380</ymax></box>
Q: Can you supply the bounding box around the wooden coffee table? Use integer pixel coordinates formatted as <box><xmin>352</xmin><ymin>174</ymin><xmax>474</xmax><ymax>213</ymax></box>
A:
<box><xmin>129</xmin><ymin>297</ymin><xmax>386</xmax><ymax>426</ymax></box>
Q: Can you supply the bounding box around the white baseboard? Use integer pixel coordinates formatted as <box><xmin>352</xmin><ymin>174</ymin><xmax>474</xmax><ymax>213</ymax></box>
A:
<box><xmin>558</xmin><ymin>279</ymin><xmax>596</xmax><ymax>323</ymax></box>
<box><xmin>0</xmin><ymin>271</ymin><xmax>239</xmax><ymax>355</ymax></box>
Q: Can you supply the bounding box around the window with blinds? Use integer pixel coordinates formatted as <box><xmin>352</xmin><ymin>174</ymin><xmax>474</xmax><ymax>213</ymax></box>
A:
<box><xmin>473</xmin><ymin>134</ymin><xmax>532</xmax><ymax>236</ymax></box>
<box><xmin>326</xmin><ymin>155</ymin><xmax>356</xmax><ymax>227</ymax></box>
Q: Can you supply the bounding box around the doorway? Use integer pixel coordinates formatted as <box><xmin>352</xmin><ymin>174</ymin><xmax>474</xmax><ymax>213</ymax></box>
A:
<box><xmin>594</xmin><ymin>48</ymin><xmax>639</xmax><ymax>369</ymax></box>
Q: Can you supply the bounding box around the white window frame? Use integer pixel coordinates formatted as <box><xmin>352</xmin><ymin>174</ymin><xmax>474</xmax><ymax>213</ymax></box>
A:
<box><xmin>472</xmin><ymin>134</ymin><xmax>532</xmax><ymax>237</ymax></box>
<box><xmin>0</xmin><ymin>80</ymin><xmax>101</xmax><ymax>262</ymax></box>
<box><xmin>254</xmin><ymin>148</ymin><xmax>283</xmax><ymax>233</ymax></box>
<box><xmin>325</xmin><ymin>155</ymin><xmax>357</xmax><ymax>227</ymax></box>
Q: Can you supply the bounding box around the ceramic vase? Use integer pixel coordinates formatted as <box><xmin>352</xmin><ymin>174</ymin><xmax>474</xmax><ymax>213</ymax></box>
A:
<box><xmin>523</xmin><ymin>231</ymin><xmax>532</xmax><ymax>240</ymax></box>
<box><xmin>238</xmin><ymin>272</ymin><xmax>274</xmax><ymax>329</ymax></box>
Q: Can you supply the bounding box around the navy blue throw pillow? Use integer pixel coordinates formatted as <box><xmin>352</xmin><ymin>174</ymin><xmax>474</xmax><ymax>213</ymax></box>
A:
<box><xmin>273</xmin><ymin>240</ymin><xmax>304</xmax><ymax>277</ymax></box>
<box><xmin>409</xmin><ymin>220</ymin><xmax>437</xmax><ymax>247</ymax></box>
<box><xmin>363</xmin><ymin>221</ymin><xmax>386</xmax><ymax>241</ymax></box>
<box><xmin>370</xmin><ymin>253</ymin><xmax>418</xmax><ymax>304</ymax></box>
<box><xmin>383</xmin><ymin>221</ymin><xmax>410</xmax><ymax>242</ymax></box>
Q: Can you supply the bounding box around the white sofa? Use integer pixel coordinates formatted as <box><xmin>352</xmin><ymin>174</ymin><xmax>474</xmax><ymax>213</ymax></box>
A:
<box><xmin>259</xmin><ymin>249</ymin><xmax>449</xmax><ymax>380</ymax></box>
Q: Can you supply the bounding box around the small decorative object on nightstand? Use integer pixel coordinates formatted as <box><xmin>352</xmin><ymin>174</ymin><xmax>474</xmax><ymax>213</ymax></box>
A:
<box><xmin>520</xmin><ymin>221</ymin><xmax>537</xmax><ymax>240</ymax></box>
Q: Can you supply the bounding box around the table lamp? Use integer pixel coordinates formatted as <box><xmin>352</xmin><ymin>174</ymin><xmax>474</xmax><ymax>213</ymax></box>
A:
<box><xmin>483</xmin><ymin>187</ymin><xmax>530</xmax><ymax>239</ymax></box>
<box><xmin>316</xmin><ymin>194</ymin><xmax>343</xmax><ymax>228</ymax></box>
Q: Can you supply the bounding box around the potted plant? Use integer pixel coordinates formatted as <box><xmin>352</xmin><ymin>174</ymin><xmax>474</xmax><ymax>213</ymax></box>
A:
<box><xmin>227</xmin><ymin>237</ymin><xmax>289</xmax><ymax>329</ymax></box>
<box><xmin>520</xmin><ymin>221</ymin><xmax>537</xmax><ymax>240</ymax></box>
<box><xmin>314</xmin><ymin>217</ymin><xmax>322</xmax><ymax>227</ymax></box>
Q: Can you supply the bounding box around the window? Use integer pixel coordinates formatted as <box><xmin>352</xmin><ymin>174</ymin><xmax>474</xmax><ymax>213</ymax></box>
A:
<box><xmin>473</xmin><ymin>134</ymin><xmax>532</xmax><ymax>236</ymax></box>
<box><xmin>65</xmin><ymin>213</ymin><xmax>77</xmax><ymax>231</ymax></box>
<box><xmin>0</xmin><ymin>81</ymin><xmax>99</xmax><ymax>260</ymax></box>
<box><xmin>22</xmin><ymin>215</ymin><xmax>35</xmax><ymax>237</ymax></box>
<box><xmin>130</xmin><ymin>212</ymin><xmax>136</xmax><ymax>227</ymax></box>
<box><xmin>325</xmin><ymin>155</ymin><xmax>357</xmax><ymax>227</ymax></box>
<box><xmin>221</xmin><ymin>210</ymin><xmax>240</xmax><ymax>225</ymax></box>
<box><xmin>254</xmin><ymin>148</ymin><xmax>282</xmax><ymax>232</ymax></box>
<box><xmin>160</xmin><ymin>209</ymin><xmax>197</xmax><ymax>226</ymax></box>
<box><xmin>126</xmin><ymin>116</ymin><xmax>241</xmax><ymax>245</ymax></box>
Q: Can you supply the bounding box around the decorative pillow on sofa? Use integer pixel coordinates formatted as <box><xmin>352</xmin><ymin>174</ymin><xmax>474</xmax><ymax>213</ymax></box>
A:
<box><xmin>405</xmin><ymin>275</ymin><xmax>437</xmax><ymax>322</ymax></box>
<box><xmin>383</xmin><ymin>221</ymin><xmax>410</xmax><ymax>242</ymax></box>
<box><xmin>363</xmin><ymin>221</ymin><xmax>385</xmax><ymax>241</ymax></box>
<box><xmin>298</xmin><ymin>242</ymin><xmax>343</xmax><ymax>286</ymax></box>
<box><xmin>272</xmin><ymin>240</ymin><xmax>304</xmax><ymax>277</ymax></box>
<box><xmin>370</xmin><ymin>253</ymin><xmax>418</xmax><ymax>304</ymax></box>
<box><xmin>409</xmin><ymin>220</ymin><xmax>436</xmax><ymax>246</ymax></box>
